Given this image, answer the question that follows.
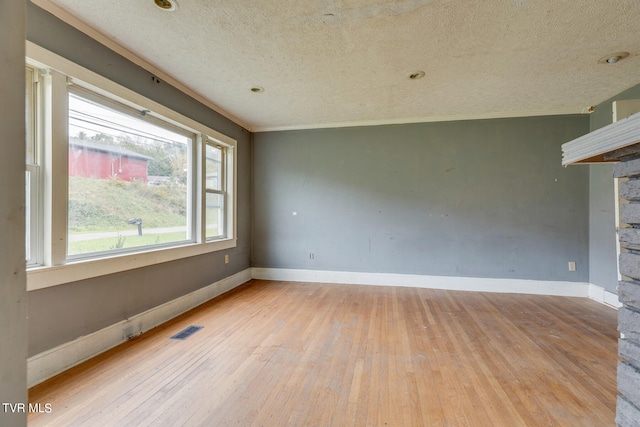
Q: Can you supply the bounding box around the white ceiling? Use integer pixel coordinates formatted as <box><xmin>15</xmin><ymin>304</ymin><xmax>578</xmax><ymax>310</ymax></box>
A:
<box><xmin>34</xmin><ymin>0</ymin><xmax>640</xmax><ymax>132</ymax></box>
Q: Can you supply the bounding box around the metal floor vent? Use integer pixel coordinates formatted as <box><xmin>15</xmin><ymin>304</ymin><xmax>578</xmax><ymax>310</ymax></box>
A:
<box><xmin>170</xmin><ymin>325</ymin><xmax>203</xmax><ymax>340</ymax></box>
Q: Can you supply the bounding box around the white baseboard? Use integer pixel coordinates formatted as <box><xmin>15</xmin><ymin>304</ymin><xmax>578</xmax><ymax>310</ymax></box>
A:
<box><xmin>252</xmin><ymin>268</ymin><xmax>590</xmax><ymax>297</ymax></box>
<box><xmin>588</xmin><ymin>283</ymin><xmax>622</xmax><ymax>308</ymax></box>
<box><xmin>27</xmin><ymin>268</ymin><xmax>252</xmax><ymax>388</ymax></box>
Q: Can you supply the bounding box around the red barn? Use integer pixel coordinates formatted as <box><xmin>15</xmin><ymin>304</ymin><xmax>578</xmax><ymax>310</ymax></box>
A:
<box><xmin>68</xmin><ymin>138</ymin><xmax>151</xmax><ymax>183</ymax></box>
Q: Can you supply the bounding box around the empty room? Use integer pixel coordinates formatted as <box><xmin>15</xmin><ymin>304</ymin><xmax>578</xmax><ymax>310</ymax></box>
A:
<box><xmin>2</xmin><ymin>0</ymin><xmax>640</xmax><ymax>426</ymax></box>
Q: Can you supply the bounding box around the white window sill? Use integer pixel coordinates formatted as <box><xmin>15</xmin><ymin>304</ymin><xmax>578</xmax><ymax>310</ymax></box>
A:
<box><xmin>27</xmin><ymin>238</ymin><xmax>236</xmax><ymax>291</ymax></box>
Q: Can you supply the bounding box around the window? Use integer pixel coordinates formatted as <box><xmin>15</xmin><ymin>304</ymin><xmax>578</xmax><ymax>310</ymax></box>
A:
<box><xmin>67</xmin><ymin>88</ymin><xmax>194</xmax><ymax>258</ymax></box>
<box><xmin>26</xmin><ymin>43</ymin><xmax>236</xmax><ymax>290</ymax></box>
<box><xmin>25</xmin><ymin>65</ymin><xmax>41</xmax><ymax>267</ymax></box>
<box><xmin>205</xmin><ymin>142</ymin><xmax>226</xmax><ymax>240</ymax></box>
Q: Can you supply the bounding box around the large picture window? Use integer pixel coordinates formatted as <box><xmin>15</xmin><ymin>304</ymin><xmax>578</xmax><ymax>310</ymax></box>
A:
<box><xmin>25</xmin><ymin>43</ymin><xmax>237</xmax><ymax>290</ymax></box>
<box><xmin>67</xmin><ymin>88</ymin><xmax>194</xmax><ymax>257</ymax></box>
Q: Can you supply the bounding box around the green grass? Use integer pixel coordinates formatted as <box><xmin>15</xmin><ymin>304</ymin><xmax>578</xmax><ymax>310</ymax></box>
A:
<box><xmin>68</xmin><ymin>231</ymin><xmax>187</xmax><ymax>255</ymax></box>
<box><xmin>67</xmin><ymin>177</ymin><xmax>224</xmax><ymax>255</ymax></box>
<box><xmin>68</xmin><ymin>176</ymin><xmax>187</xmax><ymax>233</ymax></box>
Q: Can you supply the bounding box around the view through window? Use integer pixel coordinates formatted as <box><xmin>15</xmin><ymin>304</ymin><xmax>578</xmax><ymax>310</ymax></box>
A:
<box><xmin>67</xmin><ymin>89</ymin><xmax>193</xmax><ymax>257</ymax></box>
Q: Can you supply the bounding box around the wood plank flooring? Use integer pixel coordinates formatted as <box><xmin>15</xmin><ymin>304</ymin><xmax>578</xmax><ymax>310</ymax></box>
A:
<box><xmin>28</xmin><ymin>280</ymin><xmax>619</xmax><ymax>426</ymax></box>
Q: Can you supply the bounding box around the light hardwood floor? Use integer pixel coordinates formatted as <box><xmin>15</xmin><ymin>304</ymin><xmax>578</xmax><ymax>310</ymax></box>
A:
<box><xmin>28</xmin><ymin>280</ymin><xmax>618</xmax><ymax>426</ymax></box>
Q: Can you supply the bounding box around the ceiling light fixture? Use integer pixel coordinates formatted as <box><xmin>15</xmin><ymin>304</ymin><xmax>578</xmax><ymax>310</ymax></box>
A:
<box><xmin>250</xmin><ymin>86</ymin><xmax>265</xmax><ymax>93</ymax></box>
<box><xmin>408</xmin><ymin>71</ymin><xmax>425</xmax><ymax>80</ymax></box>
<box><xmin>598</xmin><ymin>52</ymin><xmax>629</xmax><ymax>64</ymax></box>
<box><xmin>154</xmin><ymin>0</ymin><xmax>178</xmax><ymax>11</ymax></box>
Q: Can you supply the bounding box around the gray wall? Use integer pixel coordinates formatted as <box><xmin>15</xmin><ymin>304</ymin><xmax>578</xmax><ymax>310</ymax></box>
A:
<box><xmin>253</xmin><ymin>116</ymin><xmax>590</xmax><ymax>283</ymax></box>
<box><xmin>588</xmin><ymin>83</ymin><xmax>640</xmax><ymax>294</ymax></box>
<box><xmin>26</xmin><ymin>3</ymin><xmax>251</xmax><ymax>356</ymax></box>
<box><xmin>0</xmin><ymin>1</ymin><xmax>27</xmax><ymax>426</ymax></box>
<box><xmin>588</xmin><ymin>164</ymin><xmax>619</xmax><ymax>293</ymax></box>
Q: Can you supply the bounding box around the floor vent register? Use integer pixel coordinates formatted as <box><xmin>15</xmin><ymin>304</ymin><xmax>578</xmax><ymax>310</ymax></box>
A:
<box><xmin>170</xmin><ymin>325</ymin><xmax>204</xmax><ymax>340</ymax></box>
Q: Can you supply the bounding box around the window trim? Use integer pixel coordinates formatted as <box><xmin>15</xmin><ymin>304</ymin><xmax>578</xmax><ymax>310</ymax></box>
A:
<box><xmin>26</xmin><ymin>42</ymin><xmax>237</xmax><ymax>291</ymax></box>
<box><xmin>65</xmin><ymin>86</ymin><xmax>198</xmax><ymax>260</ymax></box>
<box><xmin>26</xmin><ymin>65</ymin><xmax>43</xmax><ymax>267</ymax></box>
<box><xmin>204</xmin><ymin>141</ymin><xmax>227</xmax><ymax>241</ymax></box>
<box><xmin>26</xmin><ymin>165</ymin><xmax>42</xmax><ymax>266</ymax></box>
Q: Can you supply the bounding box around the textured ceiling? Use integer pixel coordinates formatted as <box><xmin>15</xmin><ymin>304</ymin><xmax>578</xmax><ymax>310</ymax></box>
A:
<box><xmin>34</xmin><ymin>0</ymin><xmax>640</xmax><ymax>131</ymax></box>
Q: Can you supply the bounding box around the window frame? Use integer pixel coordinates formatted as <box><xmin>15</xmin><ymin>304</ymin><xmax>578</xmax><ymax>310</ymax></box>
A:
<box><xmin>26</xmin><ymin>65</ymin><xmax>43</xmax><ymax>267</ymax></box>
<box><xmin>204</xmin><ymin>140</ymin><xmax>227</xmax><ymax>241</ymax></box>
<box><xmin>65</xmin><ymin>85</ymin><xmax>198</xmax><ymax>259</ymax></box>
<box><xmin>26</xmin><ymin>42</ymin><xmax>237</xmax><ymax>291</ymax></box>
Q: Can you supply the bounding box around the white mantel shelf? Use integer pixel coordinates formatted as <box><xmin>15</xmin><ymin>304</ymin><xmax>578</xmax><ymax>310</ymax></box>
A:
<box><xmin>562</xmin><ymin>111</ymin><xmax>640</xmax><ymax>166</ymax></box>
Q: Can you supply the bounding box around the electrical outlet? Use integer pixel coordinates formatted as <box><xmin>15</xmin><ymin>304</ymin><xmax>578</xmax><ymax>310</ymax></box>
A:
<box><xmin>224</xmin><ymin>254</ymin><xmax>229</xmax><ymax>264</ymax></box>
<box><xmin>568</xmin><ymin>261</ymin><xmax>576</xmax><ymax>271</ymax></box>
<box><xmin>309</xmin><ymin>252</ymin><xmax>315</xmax><ymax>260</ymax></box>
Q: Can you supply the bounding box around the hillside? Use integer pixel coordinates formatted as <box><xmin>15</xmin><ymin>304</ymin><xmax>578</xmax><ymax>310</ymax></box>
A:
<box><xmin>68</xmin><ymin>176</ymin><xmax>187</xmax><ymax>233</ymax></box>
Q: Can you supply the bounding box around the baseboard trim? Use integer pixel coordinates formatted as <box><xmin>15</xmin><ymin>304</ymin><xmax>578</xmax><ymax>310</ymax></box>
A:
<box><xmin>588</xmin><ymin>283</ymin><xmax>622</xmax><ymax>308</ymax></box>
<box><xmin>252</xmin><ymin>267</ymin><xmax>590</xmax><ymax>297</ymax></box>
<box><xmin>27</xmin><ymin>268</ymin><xmax>252</xmax><ymax>388</ymax></box>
